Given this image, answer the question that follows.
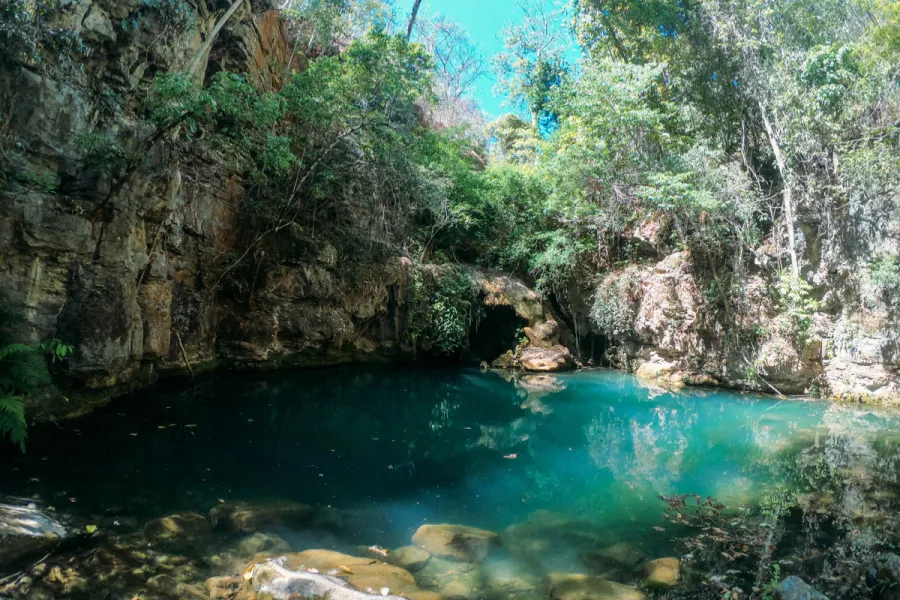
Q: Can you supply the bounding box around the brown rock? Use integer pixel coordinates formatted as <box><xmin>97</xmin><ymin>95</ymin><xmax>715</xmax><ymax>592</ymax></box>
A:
<box><xmin>282</xmin><ymin>549</ymin><xmax>420</xmax><ymax>596</ymax></box>
<box><xmin>636</xmin><ymin>557</ymin><xmax>680</xmax><ymax>589</ymax></box>
<box><xmin>518</xmin><ymin>346</ymin><xmax>576</xmax><ymax>372</ymax></box>
<box><xmin>412</xmin><ymin>523</ymin><xmax>501</xmax><ymax>562</ymax></box>
<box><xmin>549</xmin><ymin>573</ymin><xmax>646</xmax><ymax>600</ymax></box>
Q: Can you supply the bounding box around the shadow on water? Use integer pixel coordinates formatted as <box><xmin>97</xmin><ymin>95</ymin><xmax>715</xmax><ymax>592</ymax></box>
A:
<box><xmin>2</xmin><ymin>366</ymin><xmax>900</xmax><ymax>599</ymax></box>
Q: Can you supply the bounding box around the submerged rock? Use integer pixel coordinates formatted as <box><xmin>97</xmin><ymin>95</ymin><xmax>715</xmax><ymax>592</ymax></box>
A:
<box><xmin>209</xmin><ymin>500</ymin><xmax>312</xmax><ymax>533</ymax></box>
<box><xmin>144</xmin><ymin>512</ymin><xmax>212</xmax><ymax>544</ymax></box>
<box><xmin>236</xmin><ymin>532</ymin><xmax>292</xmax><ymax>557</ymax></box>
<box><xmin>635</xmin><ymin>557</ymin><xmax>679</xmax><ymax>589</ymax></box>
<box><xmin>774</xmin><ymin>576</ymin><xmax>829</xmax><ymax>600</ymax></box>
<box><xmin>412</xmin><ymin>523</ymin><xmax>501</xmax><ymax>562</ymax></box>
<box><xmin>252</xmin><ymin>559</ymin><xmax>409</xmax><ymax>600</ymax></box>
<box><xmin>548</xmin><ymin>573</ymin><xmax>646</xmax><ymax>600</ymax></box>
<box><xmin>388</xmin><ymin>546</ymin><xmax>431</xmax><ymax>572</ymax></box>
<box><xmin>147</xmin><ymin>574</ymin><xmax>210</xmax><ymax>600</ymax></box>
<box><xmin>582</xmin><ymin>542</ymin><xmax>646</xmax><ymax>573</ymax></box>
<box><xmin>279</xmin><ymin>549</ymin><xmax>420</xmax><ymax>596</ymax></box>
<box><xmin>0</xmin><ymin>503</ymin><xmax>72</xmax><ymax>570</ymax></box>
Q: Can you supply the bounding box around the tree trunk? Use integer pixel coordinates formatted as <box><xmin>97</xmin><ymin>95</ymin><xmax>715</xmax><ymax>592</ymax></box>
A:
<box><xmin>759</xmin><ymin>102</ymin><xmax>799</xmax><ymax>276</ymax></box>
<box><xmin>406</xmin><ymin>0</ymin><xmax>423</xmax><ymax>41</ymax></box>
<box><xmin>188</xmin><ymin>0</ymin><xmax>247</xmax><ymax>81</ymax></box>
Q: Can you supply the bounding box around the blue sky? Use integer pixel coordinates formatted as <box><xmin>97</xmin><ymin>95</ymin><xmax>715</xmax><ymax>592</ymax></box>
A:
<box><xmin>408</xmin><ymin>0</ymin><xmax>522</xmax><ymax>118</ymax></box>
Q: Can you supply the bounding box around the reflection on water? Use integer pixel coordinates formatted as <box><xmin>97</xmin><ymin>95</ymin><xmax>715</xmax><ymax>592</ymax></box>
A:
<box><xmin>1</xmin><ymin>366</ymin><xmax>899</xmax><ymax>599</ymax></box>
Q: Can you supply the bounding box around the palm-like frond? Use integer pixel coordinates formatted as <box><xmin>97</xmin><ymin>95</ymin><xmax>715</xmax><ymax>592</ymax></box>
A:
<box><xmin>0</xmin><ymin>393</ymin><xmax>27</xmax><ymax>452</ymax></box>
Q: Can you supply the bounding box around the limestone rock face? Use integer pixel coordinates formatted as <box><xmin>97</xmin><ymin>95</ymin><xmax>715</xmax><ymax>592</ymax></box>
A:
<box><xmin>593</xmin><ymin>249</ymin><xmax>900</xmax><ymax>402</ymax></box>
<box><xmin>412</xmin><ymin>523</ymin><xmax>501</xmax><ymax>563</ymax></box>
<box><xmin>0</xmin><ymin>503</ymin><xmax>73</xmax><ymax>570</ymax></box>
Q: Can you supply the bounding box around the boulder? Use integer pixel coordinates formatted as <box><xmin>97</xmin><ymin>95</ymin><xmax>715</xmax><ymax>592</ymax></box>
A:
<box><xmin>582</xmin><ymin>542</ymin><xmax>646</xmax><ymax>572</ymax></box>
<box><xmin>549</xmin><ymin>573</ymin><xmax>646</xmax><ymax>600</ymax></box>
<box><xmin>518</xmin><ymin>346</ymin><xmax>576</xmax><ymax>373</ymax></box>
<box><xmin>774</xmin><ymin>576</ymin><xmax>829</xmax><ymax>600</ymax></box>
<box><xmin>236</xmin><ymin>532</ymin><xmax>291</xmax><ymax>557</ymax></box>
<box><xmin>388</xmin><ymin>546</ymin><xmax>431</xmax><ymax>572</ymax></box>
<box><xmin>412</xmin><ymin>523</ymin><xmax>501</xmax><ymax>563</ymax></box>
<box><xmin>0</xmin><ymin>503</ymin><xmax>72</xmax><ymax>570</ymax></box>
<box><xmin>635</xmin><ymin>557</ymin><xmax>679</xmax><ymax>589</ymax></box>
<box><xmin>280</xmin><ymin>549</ymin><xmax>420</xmax><ymax>596</ymax></box>
<box><xmin>209</xmin><ymin>500</ymin><xmax>312</xmax><ymax>533</ymax></box>
<box><xmin>251</xmin><ymin>559</ymin><xmax>409</xmax><ymax>600</ymax></box>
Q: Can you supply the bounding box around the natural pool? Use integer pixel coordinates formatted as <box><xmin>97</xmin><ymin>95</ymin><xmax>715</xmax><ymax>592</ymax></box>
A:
<box><xmin>2</xmin><ymin>367</ymin><xmax>900</xmax><ymax>599</ymax></box>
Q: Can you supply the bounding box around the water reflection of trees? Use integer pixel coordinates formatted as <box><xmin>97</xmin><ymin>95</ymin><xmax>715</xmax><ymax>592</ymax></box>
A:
<box><xmin>584</xmin><ymin>403</ymin><xmax>694</xmax><ymax>494</ymax></box>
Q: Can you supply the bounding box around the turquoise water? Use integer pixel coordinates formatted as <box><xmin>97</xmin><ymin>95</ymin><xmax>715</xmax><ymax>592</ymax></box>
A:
<box><xmin>3</xmin><ymin>366</ymin><xmax>900</xmax><ymax>594</ymax></box>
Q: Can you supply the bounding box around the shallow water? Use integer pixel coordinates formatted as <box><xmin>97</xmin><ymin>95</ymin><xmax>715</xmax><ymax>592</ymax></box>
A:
<box><xmin>3</xmin><ymin>366</ymin><xmax>900</xmax><ymax>595</ymax></box>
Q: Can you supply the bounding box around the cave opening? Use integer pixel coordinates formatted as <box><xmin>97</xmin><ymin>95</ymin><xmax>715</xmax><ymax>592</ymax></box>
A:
<box><xmin>468</xmin><ymin>305</ymin><xmax>528</xmax><ymax>363</ymax></box>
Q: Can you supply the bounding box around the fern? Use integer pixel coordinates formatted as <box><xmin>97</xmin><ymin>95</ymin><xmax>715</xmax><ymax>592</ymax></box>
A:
<box><xmin>0</xmin><ymin>394</ymin><xmax>26</xmax><ymax>452</ymax></box>
<box><xmin>0</xmin><ymin>307</ymin><xmax>72</xmax><ymax>451</ymax></box>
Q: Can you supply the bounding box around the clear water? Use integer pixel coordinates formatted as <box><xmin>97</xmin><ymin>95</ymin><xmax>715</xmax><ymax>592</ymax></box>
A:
<box><xmin>3</xmin><ymin>366</ymin><xmax>900</xmax><ymax>592</ymax></box>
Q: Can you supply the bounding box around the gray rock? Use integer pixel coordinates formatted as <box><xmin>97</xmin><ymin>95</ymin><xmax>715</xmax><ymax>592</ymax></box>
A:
<box><xmin>775</xmin><ymin>576</ymin><xmax>829</xmax><ymax>600</ymax></box>
<box><xmin>0</xmin><ymin>503</ymin><xmax>70</xmax><ymax>570</ymax></box>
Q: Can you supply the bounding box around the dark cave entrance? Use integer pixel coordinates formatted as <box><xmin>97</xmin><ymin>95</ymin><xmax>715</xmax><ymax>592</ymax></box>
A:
<box><xmin>468</xmin><ymin>305</ymin><xmax>528</xmax><ymax>363</ymax></box>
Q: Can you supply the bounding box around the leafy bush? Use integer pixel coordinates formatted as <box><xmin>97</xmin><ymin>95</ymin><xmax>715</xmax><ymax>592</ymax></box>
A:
<box><xmin>773</xmin><ymin>270</ymin><xmax>819</xmax><ymax>343</ymax></box>
<box><xmin>410</xmin><ymin>270</ymin><xmax>480</xmax><ymax>355</ymax></box>
<box><xmin>870</xmin><ymin>254</ymin><xmax>900</xmax><ymax>292</ymax></box>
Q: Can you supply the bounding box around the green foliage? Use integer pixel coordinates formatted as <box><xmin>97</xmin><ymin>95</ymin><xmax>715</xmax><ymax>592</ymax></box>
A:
<box><xmin>75</xmin><ymin>132</ymin><xmax>126</xmax><ymax>172</ymax></box>
<box><xmin>0</xmin><ymin>0</ymin><xmax>84</xmax><ymax>66</ymax></box>
<box><xmin>122</xmin><ymin>0</ymin><xmax>195</xmax><ymax>32</ymax></box>
<box><xmin>871</xmin><ymin>254</ymin><xmax>900</xmax><ymax>292</ymax></box>
<box><xmin>773</xmin><ymin>270</ymin><xmax>819</xmax><ymax>342</ymax></box>
<box><xmin>0</xmin><ymin>339</ymin><xmax>71</xmax><ymax>453</ymax></box>
<box><xmin>410</xmin><ymin>270</ymin><xmax>479</xmax><ymax>355</ymax></box>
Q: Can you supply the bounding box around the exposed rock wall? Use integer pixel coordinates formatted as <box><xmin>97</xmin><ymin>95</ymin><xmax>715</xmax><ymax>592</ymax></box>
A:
<box><xmin>0</xmin><ymin>1</ymin><xmax>441</xmax><ymax>417</ymax></box>
<box><xmin>593</xmin><ymin>247</ymin><xmax>899</xmax><ymax>402</ymax></box>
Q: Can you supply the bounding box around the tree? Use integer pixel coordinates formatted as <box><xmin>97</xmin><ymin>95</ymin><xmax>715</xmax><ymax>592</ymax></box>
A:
<box><xmin>494</xmin><ymin>0</ymin><xmax>570</xmax><ymax>129</ymax></box>
<box><xmin>414</xmin><ymin>13</ymin><xmax>486</xmax><ymax>129</ymax></box>
<box><xmin>406</xmin><ymin>0</ymin><xmax>422</xmax><ymax>41</ymax></box>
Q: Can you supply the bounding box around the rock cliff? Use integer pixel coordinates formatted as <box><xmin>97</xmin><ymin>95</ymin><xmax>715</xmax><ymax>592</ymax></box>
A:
<box><xmin>591</xmin><ymin>243</ymin><xmax>899</xmax><ymax>401</ymax></box>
